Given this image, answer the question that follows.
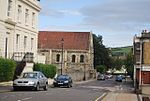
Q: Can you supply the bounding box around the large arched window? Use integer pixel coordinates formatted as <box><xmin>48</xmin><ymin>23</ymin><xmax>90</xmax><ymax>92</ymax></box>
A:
<box><xmin>56</xmin><ymin>54</ymin><xmax>60</xmax><ymax>62</ymax></box>
<box><xmin>80</xmin><ymin>55</ymin><xmax>84</xmax><ymax>63</ymax></box>
<box><xmin>72</xmin><ymin>55</ymin><xmax>76</xmax><ymax>63</ymax></box>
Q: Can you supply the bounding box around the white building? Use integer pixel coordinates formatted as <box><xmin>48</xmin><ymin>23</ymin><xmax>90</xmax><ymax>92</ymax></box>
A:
<box><xmin>0</xmin><ymin>0</ymin><xmax>41</xmax><ymax>62</ymax></box>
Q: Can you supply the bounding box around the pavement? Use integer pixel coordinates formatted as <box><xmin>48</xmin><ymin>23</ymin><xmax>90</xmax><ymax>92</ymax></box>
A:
<box><xmin>101</xmin><ymin>92</ymin><xmax>138</xmax><ymax>101</ymax></box>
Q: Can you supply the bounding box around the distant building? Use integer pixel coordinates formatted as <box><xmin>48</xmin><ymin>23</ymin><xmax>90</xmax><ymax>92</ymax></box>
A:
<box><xmin>0</xmin><ymin>0</ymin><xmax>41</xmax><ymax>74</ymax></box>
<box><xmin>38</xmin><ymin>31</ymin><xmax>96</xmax><ymax>81</ymax></box>
<box><xmin>133</xmin><ymin>30</ymin><xmax>150</xmax><ymax>94</ymax></box>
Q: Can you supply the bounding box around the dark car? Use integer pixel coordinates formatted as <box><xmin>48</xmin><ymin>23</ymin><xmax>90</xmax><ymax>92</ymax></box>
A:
<box><xmin>115</xmin><ymin>75</ymin><xmax>123</xmax><ymax>82</ymax></box>
<box><xmin>53</xmin><ymin>75</ymin><xmax>73</xmax><ymax>88</ymax></box>
<box><xmin>13</xmin><ymin>71</ymin><xmax>48</xmax><ymax>91</ymax></box>
<box><xmin>97</xmin><ymin>74</ymin><xmax>105</xmax><ymax>80</ymax></box>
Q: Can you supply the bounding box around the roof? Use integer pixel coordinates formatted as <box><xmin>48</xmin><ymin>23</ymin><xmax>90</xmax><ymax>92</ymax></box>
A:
<box><xmin>38</xmin><ymin>31</ymin><xmax>90</xmax><ymax>50</ymax></box>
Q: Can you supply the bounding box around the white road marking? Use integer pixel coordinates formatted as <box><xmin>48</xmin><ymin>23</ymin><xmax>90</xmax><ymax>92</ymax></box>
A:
<box><xmin>95</xmin><ymin>93</ymin><xmax>107</xmax><ymax>101</ymax></box>
<box><xmin>17</xmin><ymin>97</ymin><xmax>32</xmax><ymax>101</ymax></box>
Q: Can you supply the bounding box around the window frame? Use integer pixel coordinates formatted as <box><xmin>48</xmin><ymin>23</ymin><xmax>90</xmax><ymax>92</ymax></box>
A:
<box><xmin>56</xmin><ymin>54</ymin><xmax>60</xmax><ymax>62</ymax></box>
<box><xmin>71</xmin><ymin>55</ymin><xmax>76</xmax><ymax>63</ymax></box>
<box><xmin>80</xmin><ymin>55</ymin><xmax>84</xmax><ymax>63</ymax></box>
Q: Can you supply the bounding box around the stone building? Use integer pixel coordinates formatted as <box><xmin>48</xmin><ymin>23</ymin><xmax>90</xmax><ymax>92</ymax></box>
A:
<box><xmin>0</xmin><ymin>0</ymin><xmax>41</xmax><ymax>74</ymax></box>
<box><xmin>133</xmin><ymin>30</ymin><xmax>150</xmax><ymax>94</ymax></box>
<box><xmin>38</xmin><ymin>31</ymin><xmax>96</xmax><ymax>81</ymax></box>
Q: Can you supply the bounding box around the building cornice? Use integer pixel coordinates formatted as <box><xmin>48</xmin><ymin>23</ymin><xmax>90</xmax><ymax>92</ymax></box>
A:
<box><xmin>4</xmin><ymin>18</ymin><xmax>17</xmax><ymax>26</ymax></box>
<box><xmin>16</xmin><ymin>24</ymin><xmax>38</xmax><ymax>33</ymax></box>
<box><xmin>21</xmin><ymin>0</ymin><xmax>41</xmax><ymax>11</ymax></box>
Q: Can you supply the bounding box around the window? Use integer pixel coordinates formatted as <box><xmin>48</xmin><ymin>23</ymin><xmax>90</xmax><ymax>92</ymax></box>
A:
<box><xmin>24</xmin><ymin>36</ymin><xmax>27</xmax><ymax>48</ymax></box>
<box><xmin>17</xmin><ymin>5</ymin><xmax>22</xmax><ymax>23</ymax></box>
<box><xmin>31</xmin><ymin>38</ymin><xmax>34</xmax><ymax>50</ymax></box>
<box><xmin>25</xmin><ymin>9</ymin><xmax>29</xmax><ymax>24</ymax></box>
<box><xmin>71</xmin><ymin>55</ymin><xmax>76</xmax><ymax>63</ymax></box>
<box><xmin>80</xmin><ymin>55</ymin><xmax>84</xmax><ymax>63</ymax></box>
<box><xmin>56</xmin><ymin>54</ymin><xmax>60</xmax><ymax>62</ymax></box>
<box><xmin>32</xmin><ymin>12</ymin><xmax>35</xmax><ymax>27</ymax></box>
<box><xmin>16</xmin><ymin>34</ymin><xmax>20</xmax><ymax>44</ymax></box>
<box><xmin>7</xmin><ymin>0</ymin><xmax>12</xmax><ymax>17</ymax></box>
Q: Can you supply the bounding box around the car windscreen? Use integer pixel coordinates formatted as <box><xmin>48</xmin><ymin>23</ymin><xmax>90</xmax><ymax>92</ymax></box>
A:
<box><xmin>21</xmin><ymin>73</ymin><xmax>37</xmax><ymax>79</ymax></box>
<box><xmin>57</xmin><ymin>75</ymin><xmax>69</xmax><ymax>80</ymax></box>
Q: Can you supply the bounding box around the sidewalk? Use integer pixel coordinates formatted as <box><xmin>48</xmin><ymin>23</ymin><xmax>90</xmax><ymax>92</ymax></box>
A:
<box><xmin>101</xmin><ymin>92</ymin><xmax>138</xmax><ymax>101</ymax></box>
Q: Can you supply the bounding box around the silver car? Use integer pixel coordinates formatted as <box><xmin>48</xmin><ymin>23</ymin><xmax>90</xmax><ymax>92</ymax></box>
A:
<box><xmin>13</xmin><ymin>71</ymin><xmax>48</xmax><ymax>91</ymax></box>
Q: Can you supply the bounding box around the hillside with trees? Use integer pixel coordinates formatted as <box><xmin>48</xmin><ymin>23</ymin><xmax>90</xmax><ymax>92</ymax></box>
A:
<box><xmin>93</xmin><ymin>34</ymin><xmax>133</xmax><ymax>77</ymax></box>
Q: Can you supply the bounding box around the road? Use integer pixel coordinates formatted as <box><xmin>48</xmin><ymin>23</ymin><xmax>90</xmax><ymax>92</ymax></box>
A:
<box><xmin>0</xmin><ymin>77</ymin><xmax>134</xmax><ymax>101</ymax></box>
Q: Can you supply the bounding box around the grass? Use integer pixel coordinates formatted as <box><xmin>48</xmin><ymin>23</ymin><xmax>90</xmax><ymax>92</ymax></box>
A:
<box><xmin>111</xmin><ymin>46</ymin><xmax>132</xmax><ymax>56</ymax></box>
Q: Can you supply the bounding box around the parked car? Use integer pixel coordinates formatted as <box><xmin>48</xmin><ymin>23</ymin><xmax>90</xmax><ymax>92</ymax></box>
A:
<box><xmin>115</xmin><ymin>75</ymin><xmax>123</xmax><ymax>82</ymax></box>
<box><xmin>53</xmin><ymin>75</ymin><xmax>73</xmax><ymax>88</ymax></box>
<box><xmin>105</xmin><ymin>74</ymin><xmax>113</xmax><ymax>79</ymax></box>
<box><xmin>13</xmin><ymin>71</ymin><xmax>48</xmax><ymax>91</ymax></box>
<box><xmin>97</xmin><ymin>74</ymin><xmax>105</xmax><ymax>80</ymax></box>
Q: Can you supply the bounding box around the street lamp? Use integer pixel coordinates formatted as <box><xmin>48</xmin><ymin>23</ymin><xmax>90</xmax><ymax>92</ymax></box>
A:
<box><xmin>61</xmin><ymin>38</ymin><xmax>64</xmax><ymax>75</ymax></box>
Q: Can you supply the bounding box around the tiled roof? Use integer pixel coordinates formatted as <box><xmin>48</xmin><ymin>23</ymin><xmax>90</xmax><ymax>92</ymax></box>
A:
<box><xmin>38</xmin><ymin>31</ymin><xmax>90</xmax><ymax>50</ymax></box>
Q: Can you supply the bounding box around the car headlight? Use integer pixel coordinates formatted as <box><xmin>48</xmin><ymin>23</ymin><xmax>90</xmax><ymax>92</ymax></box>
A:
<box><xmin>64</xmin><ymin>81</ymin><xmax>69</xmax><ymax>83</ymax></box>
<box><xmin>28</xmin><ymin>81</ymin><xmax>35</xmax><ymax>85</ymax></box>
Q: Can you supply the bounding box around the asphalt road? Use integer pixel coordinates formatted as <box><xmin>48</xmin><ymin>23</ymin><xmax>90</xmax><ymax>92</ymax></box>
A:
<box><xmin>0</xmin><ymin>77</ymin><xmax>134</xmax><ymax>101</ymax></box>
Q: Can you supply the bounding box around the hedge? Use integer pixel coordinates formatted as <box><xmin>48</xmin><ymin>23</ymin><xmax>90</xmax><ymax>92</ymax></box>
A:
<box><xmin>33</xmin><ymin>63</ymin><xmax>57</xmax><ymax>78</ymax></box>
<box><xmin>0</xmin><ymin>58</ymin><xmax>16</xmax><ymax>82</ymax></box>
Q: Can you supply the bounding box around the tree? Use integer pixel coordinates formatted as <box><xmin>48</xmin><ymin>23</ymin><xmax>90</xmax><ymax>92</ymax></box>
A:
<box><xmin>111</xmin><ymin>58</ymin><xmax>124</xmax><ymax>70</ymax></box>
<box><xmin>96</xmin><ymin>65</ymin><xmax>106</xmax><ymax>73</ymax></box>
<box><xmin>124</xmin><ymin>51</ymin><xmax>134</xmax><ymax>79</ymax></box>
<box><xmin>93</xmin><ymin>34</ymin><xmax>111</xmax><ymax>69</ymax></box>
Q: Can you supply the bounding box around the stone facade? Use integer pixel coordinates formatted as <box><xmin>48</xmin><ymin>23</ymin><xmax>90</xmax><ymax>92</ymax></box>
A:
<box><xmin>133</xmin><ymin>30</ymin><xmax>150</xmax><ymax>94</ymax></box>
<box><xmin>0</xmin><ymin>0</ymin><xmax>40</xmax><ymax>62</ymax></box>
<box><xmin>38</xmin><ymin>31</ymin><xmax>96</xmax><ymax>81</ymax></box>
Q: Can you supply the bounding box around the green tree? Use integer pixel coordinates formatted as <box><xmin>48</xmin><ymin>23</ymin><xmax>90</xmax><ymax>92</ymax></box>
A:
<box><xmin>93</xmin><ymin>34</ymin><xmax>111</xmax><ymax>69</ymax></box>
<box><xmin>96</xmin><ymin>65</ymin><xmax>106</xmax><ymax>73</ymax></box>
<box><xmin>111</xmin><ymin>58</ymin><xmax>124</xmax><ymax>70</ymax></box>
<box><xmin>124</xmin><ymin>51</ymin><xmax>134</xmax><ymax>79</ymax></box>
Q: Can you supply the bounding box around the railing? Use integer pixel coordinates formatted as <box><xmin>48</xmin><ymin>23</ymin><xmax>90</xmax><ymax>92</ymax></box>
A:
<box><xmin>12</xmin><ymin>52</ymin><xmax>34</xmax><ymax>62</ymax></box>
<box><xmin>13</xmin><ymin>52</ymin><xmax>34</xmax><ymax>80</ymax></box>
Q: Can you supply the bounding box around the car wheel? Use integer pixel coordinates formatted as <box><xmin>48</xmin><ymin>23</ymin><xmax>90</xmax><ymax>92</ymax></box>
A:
<box><xmin>53</xmin><ymin>84</ymin><xmax>57</xmax><ymax>87</ymax></box>
<box><xmin>13</xmin><ymin>86</ymin><xmax>18</xmax><ymax>91</ymax></box>
<box><xmin>67</xmin><ymin>83</ymin><xmax>72</xmax><ymax>88</ymax></box>
<box><xmin>43</xmin><ymin>83</ymin><xmax>48</xmax><ymax>91</ymax></box>
<box><xmin>67</xmin><ymin>84</ymin><xmax>70</xmax><ymax>88</ymax></box>
<box><xmin>35</xmin><ymin>83</ymin><xmax>40</xmax><ymax>91</ymax></box>
<box><xmin>70</xmin><ymin>83</ymin><xmax>72</xmax><ymax>87</ymax></box>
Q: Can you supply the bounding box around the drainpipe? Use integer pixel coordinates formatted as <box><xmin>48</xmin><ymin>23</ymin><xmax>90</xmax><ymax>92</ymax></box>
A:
<box><xmin>140</xmin><ymin>39</ymin><xmax>143</xmax><ymax>93</ymax></box>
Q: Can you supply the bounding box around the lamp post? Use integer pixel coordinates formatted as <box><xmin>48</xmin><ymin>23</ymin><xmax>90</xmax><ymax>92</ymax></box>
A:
<box><xmin>61</xmin><ymin>38</ymin><xmax>64</xmax><ymax>75</ymax></box>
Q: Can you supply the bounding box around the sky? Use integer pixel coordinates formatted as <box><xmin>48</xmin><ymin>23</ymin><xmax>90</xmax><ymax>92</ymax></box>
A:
<box><xmin>39</xmin><ymin>0</ymin><xmax>150</xmax><ymax>47</ymax></box>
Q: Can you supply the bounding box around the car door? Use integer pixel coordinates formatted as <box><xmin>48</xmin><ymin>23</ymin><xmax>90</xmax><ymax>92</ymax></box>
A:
<box><xmin>38</xmin><ymin>73</ymin><xmax>44</xmax><ymax>87</ymax></box>
<box><xmin>39</xmin><ymin>72</ymin><xmax>47</xmax><ymax>86</ymax></box>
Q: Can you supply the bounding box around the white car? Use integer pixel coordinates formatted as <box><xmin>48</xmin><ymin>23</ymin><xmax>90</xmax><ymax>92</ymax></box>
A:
<box><xmin>13</xmin><ymin>71</ymin><xmax>48</xmax><ymax>91</ymax></box>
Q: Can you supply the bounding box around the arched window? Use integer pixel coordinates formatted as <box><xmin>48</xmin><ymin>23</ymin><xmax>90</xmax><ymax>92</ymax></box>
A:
<box><xmin>72</xmin><ymin>55</ymin><xmax>76</xmax><ymax>63</ymax></box>
<box><xmin>80</xmin><ymin>55</ymin><xmax>84</xmax><ymax>63</ymax></box>
<box><xmin>56</xmin><ymin>54</ymin><xmax>60</xmax><ymax>62</ymax></box>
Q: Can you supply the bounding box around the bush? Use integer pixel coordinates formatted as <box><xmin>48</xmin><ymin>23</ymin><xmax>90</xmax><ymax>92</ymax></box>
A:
<box><xmin>33</xmin><ymin>63</ymin><xmax>56</xmax><ymax>78</ymax></box>
<box><xmin>0</xmin><ymin>58</ymin><xmax>16</xmax><ymax>82</ymax></box>
<box><xmin>96</xmin><ymin>65</ymin><xmax>106</xmax><ymax>73</ymax></box>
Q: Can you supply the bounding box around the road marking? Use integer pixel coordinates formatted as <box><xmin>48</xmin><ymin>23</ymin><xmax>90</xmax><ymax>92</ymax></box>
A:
<box><xmin>95</xmin><ymin>93</ymin><xmax>107</xmax><ymax>101</ymax></box>
<box><xmin>17</xmin><ymin>97</ymin><xmax>32</xmax><ymax>101</ymax></box>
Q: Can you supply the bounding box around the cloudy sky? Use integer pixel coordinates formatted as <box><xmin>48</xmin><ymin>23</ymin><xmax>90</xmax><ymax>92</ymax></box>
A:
<box><xmin>39</xmin><ymin>0</ymin><xmax>150</xmax><ymax>47</ymax></box>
